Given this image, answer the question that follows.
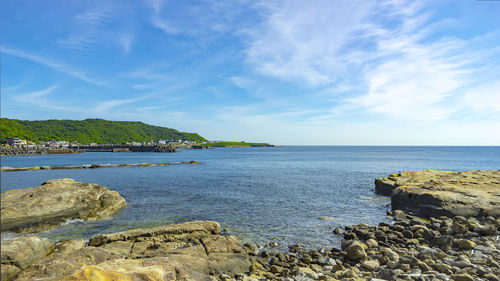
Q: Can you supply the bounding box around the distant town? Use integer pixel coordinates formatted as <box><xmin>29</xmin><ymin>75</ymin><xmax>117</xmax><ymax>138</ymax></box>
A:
<box><xmin>1</xmin><ymin>137</ymin><xmax>274</xmax><ymax>156</ymax></box>
<box><xmin>3</xmin><ymin>136</ymin><xmax>201</xmax><ymax>148</ymax></box>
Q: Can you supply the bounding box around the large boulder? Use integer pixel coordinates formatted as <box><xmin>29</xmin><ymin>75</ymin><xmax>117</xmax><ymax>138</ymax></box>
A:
<box><xmin>375</xmin><ymin>170</ymin><xmax>500</xmax><ymax>218</ymax></box>
<box><xmin>1</xmin><ymin>179</ymin><xmax>127</xmax><ymax>233</ymax></box>
<box><xmin>1</xmin><ymin>236</ymin><xmax>54</xmax><ymax>281</ymax></box>
<box><xmin>13</xmin><ymin>221</ymin><xmax>252</xmax><ymax>280</ymax></box>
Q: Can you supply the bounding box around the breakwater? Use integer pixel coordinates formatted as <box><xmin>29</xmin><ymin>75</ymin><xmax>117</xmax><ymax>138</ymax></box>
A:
<box><xmin>0</xmin><ymin>144</ymin><xmax>176</xmax><ymax>156</ymax></box>
<box><xmin>0</xmin><ymin>146</ymin><xmax>81</xmax><ymax>156</ymax></box>
<box><xmin>0</xmin><ymin>161</ymin><xmax>199</xmax><ymax>172</ymax></box>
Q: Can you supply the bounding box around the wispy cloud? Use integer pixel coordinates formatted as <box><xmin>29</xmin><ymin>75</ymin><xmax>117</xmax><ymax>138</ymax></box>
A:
<box><xmin>245</xmin><ymin>0</ymin><xmax>375</xmax><ymax>86</ymax></box>
<box><xmin>119</xmin><ymin>32</ymin><xmax>134</xmax><ymax>54</ymax></box>
<box><xmin>94</xmin><ymin>97</ymin><xmax>147</xmax><ymax>113</ymax></box>
<box><xmin>149</xmin><ymin>0</ymin><xmax>164</xmax><ymax>14</ymax></box>
<box><xmin>57</xmin><ymin>9</ymin><xmax>113</xmax><ymax>54</ymax></box>
<box><xmin>10</xmin><ymin>85</ymin><xmax>81</xmax><ymax>112</ymax></box>
<box><xmin>1</xmin><ymin>46</ymin><xmax>105</xmax><ymax>85</ymax></box>
<box><xmin>151</xmin><ymin>16</ymin><xmax>180</xmax><ymax>35</ymax></box>
<box><xmin>14</xmin><ymin>85</ymin><xmax>58</xmax><ymax>100</ymax></box>
<box><xmin>244</xmin><ymin>0</ymin><xmax>500</xmax><ymax>123</ymax></box>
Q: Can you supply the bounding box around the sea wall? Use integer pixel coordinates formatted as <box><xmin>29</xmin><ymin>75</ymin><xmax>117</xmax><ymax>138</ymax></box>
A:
<box><xmin>0</xmin><ymin>146</ymin><xmax>48</xmax><ymax>156</ymax></box>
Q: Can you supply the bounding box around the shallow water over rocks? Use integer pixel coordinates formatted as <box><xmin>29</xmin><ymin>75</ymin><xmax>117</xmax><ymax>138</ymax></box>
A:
<box><xmin>1</xmin><ymin>146</ymin><xmax>499</xmax><ymax>249</ymax></box>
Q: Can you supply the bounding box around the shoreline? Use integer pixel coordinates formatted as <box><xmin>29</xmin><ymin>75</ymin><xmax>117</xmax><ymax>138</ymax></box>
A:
<box><xmin>2</xmin><ymin>211</ymin><xmax>498</xmax><ymax>280</ymax></box>
<box><xmin>1</xmin><ymin>170</ymin><xmax>499</xmax><ymax>280</ymax></box>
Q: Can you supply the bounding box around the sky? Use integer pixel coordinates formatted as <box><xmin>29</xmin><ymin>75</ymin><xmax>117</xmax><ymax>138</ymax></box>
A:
<box><xmin>1</xmin><ymin>0</ymin><xmax>500</xmax><ymax>145</ymax></box>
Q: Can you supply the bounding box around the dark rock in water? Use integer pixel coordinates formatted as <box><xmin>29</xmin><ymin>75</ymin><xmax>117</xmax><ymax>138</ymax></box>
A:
<box><xmin>1</xmin><ymin>178</ymin><xmax>127</xmax><ymax>233</ymax></box>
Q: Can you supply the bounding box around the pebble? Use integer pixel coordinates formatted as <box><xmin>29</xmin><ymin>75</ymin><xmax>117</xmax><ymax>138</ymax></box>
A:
<box><xmin>239</xmin><ymin>210</ymin><xmax>500</xmax><ymax>281</ymax></box>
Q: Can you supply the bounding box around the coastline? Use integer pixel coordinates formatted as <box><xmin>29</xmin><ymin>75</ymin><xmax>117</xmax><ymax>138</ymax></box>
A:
<box><xmin>1</xmin><ymin>170</ymin><xmax>499</xmax><ymax>280</ymax></box>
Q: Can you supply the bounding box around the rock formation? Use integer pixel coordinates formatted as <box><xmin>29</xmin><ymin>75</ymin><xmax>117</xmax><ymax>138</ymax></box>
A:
<box><xmin>0</xmin><ymin>236</ymin><xmax>54</xmax><ymax>281</ymax></box>
<box><xmin>1</xmin><ymin>178</ymin><xmax>127</xmax><ymax>233</ymax></box>
<box><xmin>3</xmin><ymin>221</ymin><xmax>252</xmax><ymax>281</ymax></box>
<box><xmin>375</xmin><ymin>170</ymin><xmax>500</xmax><ymax>218</ymax></box>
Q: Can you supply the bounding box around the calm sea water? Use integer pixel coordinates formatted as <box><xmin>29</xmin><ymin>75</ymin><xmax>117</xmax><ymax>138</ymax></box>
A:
<box><xmin>1</xmin><ymin>146</ymin><xmax>499</xmax><ymax>249</ymax></box>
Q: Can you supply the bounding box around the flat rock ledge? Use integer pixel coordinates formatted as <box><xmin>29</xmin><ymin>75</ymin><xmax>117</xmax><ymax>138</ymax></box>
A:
<box><xmin>375</xmin><ymin>170</ymin><xmax>500</xmax><ymax>218</ymax></box>
<box><xmin>0</xmin><ymin>179</ymin><xmax>127</xmax><ymax>233</ymax></box>
<box><xmin>1</xmin><ymin>221</ymin><xmax>252</xmax><ymax>281</ymax></box>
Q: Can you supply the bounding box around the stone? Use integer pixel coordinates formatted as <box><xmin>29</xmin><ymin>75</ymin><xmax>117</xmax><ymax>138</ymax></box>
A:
<box><xmin>433</xmin><ymin>263</ymin><xmax>453</xmax><ymax>275</ymax></box>
<box><xmin>451</xmin><ymin>221</ymin><xmax>468</xmax><ymax>234</ymax></box>
<box><xmin>365</xmin><ymin>238</ymin><xmax>378</xmax><ymax>248</ymax></box>
<box><xmin>270</xmin><ymin>265</ymin><xmax>284</xmax><ymax>274</ymax></box>
<box><xmin>55</xmin><ymin>239</ymin><xmax>86</xmax><ymax>254</ymax></box>
<box><xmin>318</xmin><ymin>257</ymin><xmax>336</xmax><ymax>266</ymax></box>
<box><xmin>451</xmin><ymin>273</ymin><xmax>475</xmax><ymax>281</ymax></box>
<box><xmin>1</xmin><ymin>179</ymin><xmax>127</xmax><ymax>233</ymax></box>
<box><xmin>345</xmin><ymin>241</ymin><xmax>367</xmax><ymax>260</ymax></box>
<box><xmin>1</xmin><ymin>236</ymin><xmax>54</xmax><ymax>270</ymax></box>
<box><xmin>454</xmin><ymin>239</ymin><xmax>477</xmax><ymax>250</ymax></box>
<box><xmin>375</xmin><ymin>170</ymin><xmax>500</xmax><ymax>218</ymax></box>
<box><xmin>381</xmin><ymin>248</ymin><xmax>400</xmax><ymax>262</ymax></box>
<box><xmin>243</xmin><ymin>242</ymin><xmax>259</xmax><ymax>255</ymax></box>
<box><xmin>475</xmin><ymin>224</ymin><xmax>498</xmax><ymax>235</ymax></box>
<box><xmin>361</xmin><ymin>259</ymin><xmax>380</xmax><ymax>271</ymax></box>
<box><xmin>0</xmin><ymin>264</ymin><xmax>21</xmax><ymax>281</ymax></box>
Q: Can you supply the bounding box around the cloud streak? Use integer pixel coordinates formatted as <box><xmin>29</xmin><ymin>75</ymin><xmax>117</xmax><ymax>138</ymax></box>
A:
<box><xmin>1</xmin><ymin>46</ymin><xmax>105</xmax><ymax>85</ymax></box>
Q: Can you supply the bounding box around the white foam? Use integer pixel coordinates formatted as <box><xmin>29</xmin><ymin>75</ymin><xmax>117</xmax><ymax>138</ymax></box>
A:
<box><xmin>61</xmin><ymin>219</ymin><xmax>85</xmax><ymax>226</ymax></box>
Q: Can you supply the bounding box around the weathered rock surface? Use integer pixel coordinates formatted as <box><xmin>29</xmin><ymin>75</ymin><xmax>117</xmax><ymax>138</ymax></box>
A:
<box><xmin>1</xmin><ymin>179</ymin><xmax>127</xmax><ymax>233</ymax></box>
<box><xmin>375</xmin><ymin>170</ymin><xmax>500</xmax><ymax>218</ymax></box>
<box><xmin>1</xmin><ymin>236</ymin><xmax>54</xmax><ymax>281</ymax></box>
<box><xmin>10</xmin><ymin>221</ymin><xmax>251</xmax><ymax>281</ymax></box>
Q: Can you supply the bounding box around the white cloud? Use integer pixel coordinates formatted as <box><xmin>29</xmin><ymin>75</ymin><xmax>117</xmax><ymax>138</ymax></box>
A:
<box><xmin>75</xmin><ymin>10</ymin><xmax>112</xmax><ymax>24</ymax></box>
<box><xmin>119</xmin><ymin>32</ymin><xmax>134</xmax><ymax>54</ymax></box>
<box><xmin>14</xmin><ymin>85</ymin><xmax>58</xmax><ymax>100</ymax></box>
<box><xmin>243</xmin><ymin>0</ymin><xmax>500</xmax><ymax>123</ymax></box>
<box><xmin>149</xmin><ymin>0</ymin><xmax>164</xmax><ymax>14</ymax></box>
<box><xmin>10</xmin><ymin>85</ymin><xmax>81</xmax><ymax>112</ymax></box>
<box><xmin>94</xmin><ymin>98</ymin><xmax>145</xmax><ymax>113</ymax></box>
<box><xmin>461</xmin><ymin>81</ymin><xmax>500</xmax><ymax>113</ymax></box>
<box><xmin>245</xmin><ymin>0</ymin><xmax>374</xmax><ymax>86</ymax></box>
<box><xmin>1</xmin><ymin>46</ymin><xmax>105</xmax><ymax>85</ymax></box>
<box><xmin>151</xmin><ymin>16</ymin><xmax>180</xmax><ymax>35</ymax></box>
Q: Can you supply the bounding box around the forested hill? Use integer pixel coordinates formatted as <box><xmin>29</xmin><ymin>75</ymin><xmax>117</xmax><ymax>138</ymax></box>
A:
<box><xmin>0</xmin><ymin>118</ymin><xmax>207</xmax><ymax>144</ymax></box>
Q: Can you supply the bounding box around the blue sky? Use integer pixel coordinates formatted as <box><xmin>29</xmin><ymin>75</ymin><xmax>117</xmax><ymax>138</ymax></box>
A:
<box><xmin>1</xmin><ymin>0</ymin><xmax>499</xmax><ymax>145</ymax></box>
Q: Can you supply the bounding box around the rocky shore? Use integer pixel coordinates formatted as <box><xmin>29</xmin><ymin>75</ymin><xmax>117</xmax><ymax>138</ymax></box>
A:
<box><xmin>1</xmin><ymin>171</ymin><xmax>499</xmax><ymax>281</ymax></box>
<box><xmin>2</xmin><ymin>212</ymin><xmax>498</xmax><ymax>281</ymax></box>
<box><xmin>375</xmin><ymin>170</ymin><xmax>500</xmax><ymax>218</ymax></box>
<box><xmin>0</xmin><ymin>161</ymin><xmax>200</xmax><ymax>172</ymax></box>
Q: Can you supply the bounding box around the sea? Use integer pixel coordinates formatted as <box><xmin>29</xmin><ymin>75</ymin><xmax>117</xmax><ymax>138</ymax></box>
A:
<box><xmin>1</xmin><ymin>146</ymin><xmax>499</xmax><ymax>249</ymax></box>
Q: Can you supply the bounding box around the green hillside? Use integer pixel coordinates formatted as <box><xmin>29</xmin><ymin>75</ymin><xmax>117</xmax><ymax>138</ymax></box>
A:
<box><xmin>0</xmin><ymin>118</ymin><xmax>207</xmax><ymax>144</ymax></box>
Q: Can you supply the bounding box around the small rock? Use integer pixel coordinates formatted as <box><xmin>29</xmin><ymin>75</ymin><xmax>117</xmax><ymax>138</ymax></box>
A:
<box><xmin>345</xmin><ymin>241</ymin><xmax>367</xmax><ymax>260</ymax></box>
<box><xmin>361</xmin><ymin>259</ymin><xmax>380</xmax><ymax>271</ymax></box>
<box><xmin>270</xmin><ymin>265</ymin><xmax>283</xmax><ymax>274</ymax></box>
<box><xmin>451</xmin><ymin>273</ymin><xmax>475</xmax><ymax>281</ymax></box>
<box><xmin>454</xmin><ymin>239</ymin><xmax>477</xmax><ymax>250</ymax></box>
<box><xmin>365</xmin><ymin>238</ymin><xmax>378</xmax><ymax>248</ymax></box>
<box><xmin>381</xmin><ymin>248</ymin><xmax>400</xmax><ymax>262</ymax></box>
